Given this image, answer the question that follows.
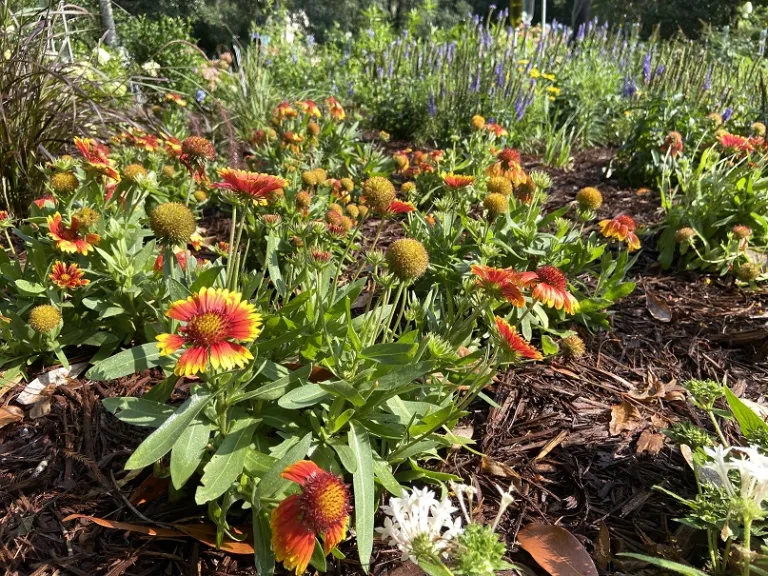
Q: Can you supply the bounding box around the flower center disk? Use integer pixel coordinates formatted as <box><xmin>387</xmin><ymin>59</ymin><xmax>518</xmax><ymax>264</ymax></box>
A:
<box><xmin>187</xmin><ymin>312</ymin><xmax>227</xmax><ymax>346</ymax></box>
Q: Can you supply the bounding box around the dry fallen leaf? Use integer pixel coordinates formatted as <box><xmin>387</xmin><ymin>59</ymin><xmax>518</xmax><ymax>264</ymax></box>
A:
<box><xmin>635</xmin><ymin>429</ymin><xmax>665</xmax><ymax>456</ymax></box>
<box><xmin>609</xmin><ymin>401</ymin><xmax>642</xmax><ymax>436</ymax></box>
<box><xmin>517</xmin><ymin>523</ymin><xmax>599</xmax><ymax>576</ymax></box>
<box><xmin>129</xmin><ymin>474</ymin><xmax>171</xmax><ymax>506</ymax></box>
<box><xmin>17</xmin><ymin>362</ymin><xmax>88</xmax><ymax>405</ymax></box>
<box><xmin>481</xmin><ymin>456</ymin><xmax>524</xmax><ymax>492</ymax></box>
<box><xmin>64</xmin><ymin>514</ymin><xmax>254</xmax><ymax>554</ymax></box>
<box><xmin>0</xmin><ymin>405</ymin><xmax>23</xmax><ymax>429</ymax></box>
<box><xmin>595</xmin><ymin>522</ymin><xmax>611</xmax><ymax>570</ymax></box>
<box><xmin>645</xmin><ymin>290</ymin><xmax>672</xmax><ymax>323</ymax></box>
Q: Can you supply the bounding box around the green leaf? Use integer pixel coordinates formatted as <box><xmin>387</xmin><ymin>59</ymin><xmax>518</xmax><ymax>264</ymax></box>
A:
<box><xmin>309</xmin><ymin>540</ymin><xmax>328</xmax><ymax>572</ymax></box>
<box><xmin>348</xmin><ymin>422</ymin><xmax>374</xmax><ymax>573</ymax></box>
<box><xmin>541</xmin><ymin>335</ymin><xmax>559</xmax><ymax>356</ymax></box>
<box><xmin>196</xmin><ymin>419</ymin><xmax>258</xmax><ymax>504</ymax></box>
<box><xmin>361</xmin><ymin>343</ymin><xmax>417</xmax><ymax>365</ymax></box>
<box><xmin>617</xmin><ymin>554</ymin><xmax>710</xmax><ymax>576</ymax></box>
<box><xmin>244</xmin><ymin>448</ymin><xmax>278</xmax><ymax>476</ymax></box>
<box><xmin>102</xmin><ymin>397</ymin><xmax>175</xmax><ymax>428</ymax></box>
<box><xmin>233</xmin><ymin>364</ymin><xmax>312</xmax><ymax>403</ymax></box>
<box><xmin>125</xmin><ymin>390</ymin><xmax>215</xmax><ymax>470</ymax></box>
<box><xmin>168</xmin><ymin>278</ymin><xmax>191</xmax><ymax>302</ymax></box>
<box><xmin>252</xmin><ymin>507</ymin><xmax>275</xmax><ymax>576</ymax></box>
<box><xmin>330</xmin><ymin>441</ymin><xmax>357</xmax><ymax>474</ymax></box>
<box><xmin>372</xmin><ymin>361</ymin><xmax>437</xmax><ymax>391</ymax></box>
<box><xmin>266</xmin><ymin>232</ymin><xmax>286</xmax><ymax>296</ymax></box>
<box><xmin>372</xmin><ymin>456</ymin><xmax>402</xmax><ymax>496</ymax></box>
<box><xmin>87</xmin><ymin>343</ymin><xmax>164</xmax><ymax>381</ymax></box>
<box><xmin>170</xmin><ymin>414</ymin><xmax>213</xmax><ymax>489</ymax></box>
<box><xmin>417</xmin><ymin>557</ymin><xmax>454</xmax><ymax>576</ymax></box>
<box><xmin>190</xmin><ymin>265</ymin><xmax>224</xmax><ymax>292</ymax></box>
<box><xmin>603</xmin><ymin>281</ymin><xmax>636</xmax><ymax>301</ymax></box>
<box><xmin>278</xmin><ymin>384</ymin><xmax>331</xmax><ymax>409</ymax></box>
<box><xmin>724</xmin><ymin>386</ymin><xmax>768</xmax><ymax>437</ymax></box>
<box><xmin>257</xmin><ymin>432</ymin><xmax>312</xmax><ymax>498</ymax></box>
<box><xmin>14</xmin><ymin>279</ymin><xmax>45</xmax><ymax>295</ymax></box>
<box><xmin>319</xmin><ymin>380</ymin><xmax>366</xmax><ymax>407</ymax></box>
<box><xmin>143</xmin><ymin>375</ymin><xmax>179</xmax><ymax>403</ymax></box>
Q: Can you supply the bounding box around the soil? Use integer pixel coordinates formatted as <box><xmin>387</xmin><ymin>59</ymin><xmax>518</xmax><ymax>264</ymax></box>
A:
<box><xmin>2</xmin><ymin>148</ymin><xmax>767</xmax><ymax>575</ymax></box>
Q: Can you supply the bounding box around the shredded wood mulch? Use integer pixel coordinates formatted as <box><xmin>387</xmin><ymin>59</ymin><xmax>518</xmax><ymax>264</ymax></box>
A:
<box><xmin>2</xmin><ymin>149</ymin><xmax>768</xmax><ymax>575</ymax></box>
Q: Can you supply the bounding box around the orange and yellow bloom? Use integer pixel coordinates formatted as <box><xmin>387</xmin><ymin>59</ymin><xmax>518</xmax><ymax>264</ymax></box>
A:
<box><xmin>296</xmin><ymin>99</ymin><xmax>321</xmax><ymax>118</ymax></box>
<box><xmin>271</xmin><ymin>460</ymin><xmax>350</xmax><ymax>575</ymax></box>
<box><xmin>212</xmin><ymin>168</ymin><xmax>288</xmax><ymax>202</ymax></box>
<box><xmin>74</xmin><ymin>137</ymin><xmax>120</xmax><ymax>181</ymax></box>
<box><xmin>526</xmin><ymin>265</ymin><xmax>578</xmax><ymax>313</ymax></box>
<box><xmin>599</xmin><ymin>215</ymin><xmax>641</xmax><ymax>251</ymax></box>
<box><xmin>470</xmin><ymin>265</ymin><xmax>526</xmax><ymax>307</ymax></box>
<box><xmin>47</xmin><ymin>212</ymin><xmax>100</xmax><ymax>255</ymax></box>
<box><xmin>443</xmin><ymin>173</ymin><xmax>475</xmax><ymax>189</ymax></box>
<box><xmin>49</xmin><ymin>261</ymin><xmax>89</xmax><ymax>289</ymax></box>
<box><xmin>494</xmin><ymin>316</ymin><xmax>542</xmax><ymax>360</ymax></box>
<box><xmin>156</xmin><ymin>287</ymin><xmax>262</xmax><ymax>376</ymax></box>
<box><xmin>325</xmin><ymin>97</ymin><xmax>345</xmax><ymax>120</ymax></box>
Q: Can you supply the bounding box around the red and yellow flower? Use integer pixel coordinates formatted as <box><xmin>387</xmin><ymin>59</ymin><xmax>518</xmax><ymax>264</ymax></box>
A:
<box><xmin>296</xmin><ymin>99</ymin><xmax>321</xmax><ymax>118</ymax></box>
<box><xmin>386</xmin><ymin>199</ymin><xmax>417</xmax><ymax>215</ymax></box>
<box><xmin>212</xmin><ymin>168</ymin><xmax>288</xmax><ymax>202</ymax></box>
<box><xmin>49</xmin><ymin>261</ymin><xmax>89</xmax><ymax>289</ymax></box>
<box><xmin>165</xmin><ymin>136</ymin><xmax>183</xmax><ymax>157</ymax></box>
<box><xmin>164</xmin><ymin>93</ymin><xmax>187</xmax><ymax>107</ymax></box>
<box><xmin>485</xmin><ymin>122</ymin><xmax>508</xmax><ymax>137</ymax></box>
<box><xmin>47</xmin><ymin>212</ymin><xmax>100</xmax><ymax>255</ymax></box>
<box><xmin>156</xmin><ymin>287</ymin><xmax>262</xmax><ymax>376</ymax></box>
<box><xmin>487</xmin><ymin>148</ymin><xmax>526</xmax><ymax>185</ymax></box>
<box><xmin>274</xmin><ymin>101</ymin><xmax>299</xmax><ymax>122</ymax></box>
<box><xmin>494</xmin><ymin>316</ymin><xmax>542</xmax><ymax>360</ymax></box>
<box><xmin>526</xmin><ymin>265</ymin><xmax>578</xmax><ymax>313</ymax></box>
<box><xmin>74</xmin><ymin>137</ymin><xmax>120</xmax><ymax>181</ymax></box>
<box><xmin>326</xmin><ymin>97</ymin><xmax>345</xmax><ymax>120</ymax></box>
<box><xmin>718</xmin><ymin>132</ymin><xmax>753</xmax><ymax>155</ymax></box>
<box><xmin>443</xmin><ymin>173</ymin><xmax>475</xmax><ymax>189</ymax></box>
<box><xmin>598</xmin><ymin>215</ymin><xmax>641</xmax><ymax>251</ymax></box>
<box><xmin>33</xmin><ymin>195</ymin><xmax>56</xmax><ymax>209</ymax></box>
<box><xmin>661</xmin><ymin>131</ymin><xmax>683</xmax><ymax>158</ymax></box>
<box><xmin>470</xmin><ymin>265</ymin><xmax>526</xmax><ymax>307</ymax></box>
<box><xmin>134</xmin><ymin>133</ymin><xmax>161</xmax><ymax>152</ymax></box>
<box><xmin>271</xmin><ymin>460</ymin><xmax>350</xmax><ymax>575</ymax></box>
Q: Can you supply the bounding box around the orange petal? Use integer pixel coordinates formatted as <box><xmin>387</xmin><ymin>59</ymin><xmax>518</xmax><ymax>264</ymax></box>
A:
<box><xmin>282</xmin><ymin>460</ymin><xmax>320</xmax><ymax>485</ymax></box>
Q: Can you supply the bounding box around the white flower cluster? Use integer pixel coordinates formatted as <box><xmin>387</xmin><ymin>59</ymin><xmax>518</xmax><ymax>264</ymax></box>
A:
<box><xmin>284</xmin><ymin>11</ymin><xmax>309</xmax><ymax>45</ymax></box>
<box><xmin>376</xmin><ymin>487</ymin><xmax>464</xmax><ymax>562</ymax></box>
<box><xmin>704</xmin><ymin>445</ymin><xmax>768</xmax><ymax>510</ymax></box>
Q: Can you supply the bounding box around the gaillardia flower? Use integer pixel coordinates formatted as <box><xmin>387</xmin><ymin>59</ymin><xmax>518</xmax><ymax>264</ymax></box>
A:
<box><xmin>271</xmin><ymin>460</ymin><xmax>351</xmax><ymax>575</ymax></box>
<box><xmin>156</xmin><ymin>287</ymin><xmax>262</xmax><ymax>376</ymax></box>
<box><xmin>471</xmin><ymin>114</ymin><xmax>486</xmax><ymax>130</ymax></box>
<box><xmin>471</xmin><ymin>265</ymin><xmax>526</xmax><ymax>307</ymax></box>
<box><xmin>576</xmin><ymin>187</ymin><xmax>602</xmax><ymax>211</ymax></box>
<box><xmin>494</xmin><ymin>316</ymin><xmax>542</xmax><ymax>361</ymax></box>
<box><xmin>661</xmin><ymin>131</ymin><xmax>683</xmax><ymax>158</ymax></box>
<box><xmin>212</xmin><ymin>168</ymin><xmax>288</xmax><ymax>201</ymax></box>
<box><xmin>527</xmin><ymin>265</ymin><xmax>578</xmax><ymax>314</ymax></box>
<box><xmin>386</xmin><ymin>199</ymin><xmax>416</xmax><ymax>215</ymax></box>
<box><xmin>483</xmin><ymin>193</ymin><xmax>508</xmax><ymax>218</ymax></box>
<box><xmin>443</xmin><ymin>173</ymin><xmax>475</xmax><ymax>189</ymax></box>
<box><xmin>50</xmin><ymin>170</ymin><xmax>79</xmax><ymax>194</ymax></box>
<box><xmin>487</xmin><ymin>176</ymin><xmax>512</xmax><ymax>197</ymax></box>
<box><xmin>387</xmin><ymin>239</ymin><xmax>429</xmax><ymax>281</ymax></box>
<box><xmin>150</xmin><ymin>202</ymin><xmax>197</xmax><ymax>246</ymax></box>
<box><xmin>560</xmin><ymin>334</ymin><xmax>586</xmax><ymax>359</ymax></box>
<box><xmin>718</xmin><ymin>133</ymin><xmax>753</xmax><ymax>155</ymax></box>
<box><xmin>736</xmin><ymin>262</ymin><xmax>761</xmax><ymax>282</ymax></box>
<box><xmin>49</xmin><ymin>261</ymin><xmax>89</xmax><ymax>290</ymax></box>
<box><xmin>74</xmin><ymin>137</ymin><xmax>120</xmax><ymax>181</ymax></box>
<box><xmin>362</xmin><ymin>177</ymin><xmax>396</xmax><ymax>213</ymax></box>
<box><xmin>296</xmin><ymin>99</ymin><xmax>321</xmax><ymax>118</ymax></box>
<box><xmin>28</xmin><ymin>304</ymin><xmax>62</xmax><ymax>333</ymax></box>
<box><xmin>675</xmin><ymin>227</ymin><xmax>696</xmax><ymax>244</ymax></box>
<box><xmin>598</xmin><ymin>215</ymin><xmax>641</xmax><ymax>251</ymax></box>
<box><xmin>325</xmin><ymin>96</ymin><xmax>345</xmax><ymax>120</ymax></box>
<box><xmin>488</xmin><ymin>148</ymin><xmax>525</xmax><ymax>185</ymax></box>
<box><xmin>47</xmin><ymin>212</ymin><xmax>100</xmax><ymax>255</ymax></box>
<box><xmin>123</xmin><ymin>163</ymin><xmax>148</xmax><ymax>182</ymax></box>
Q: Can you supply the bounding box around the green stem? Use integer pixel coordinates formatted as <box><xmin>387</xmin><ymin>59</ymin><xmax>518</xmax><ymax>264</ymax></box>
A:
<box><xmin>708</xmin><ymin>410</ymin><xmax>729</xmax><ymax>446</ymax></box>
<box><xmin>225</xmin><ymin>205</ymin><xmax>238</xmax><ymax>287</ymax></box>
<box><xmin>721</xmin><ymin>537</ymin><xmax>733</xmax><ymax>574</ymax></box>
<box><xmin>381</xmin><ymin>283</ymin><xmax>406</xmax><ymax>340</ymax></box>
<box><xmin>743</xmin><ymin>517</ymin><xmax>752</xmax><ymax>576</ymax></box>
<box><xmin>4</xmin><ymin>229</ymin><xmax>15</xmax><ymax>256</ymax></box>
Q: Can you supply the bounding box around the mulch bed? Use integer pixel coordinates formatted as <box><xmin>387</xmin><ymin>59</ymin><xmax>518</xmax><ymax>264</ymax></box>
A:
<box><xmin>2</xmin><ymin>149</ymin><xmax>767</xmax><ymax>575</ymax></box>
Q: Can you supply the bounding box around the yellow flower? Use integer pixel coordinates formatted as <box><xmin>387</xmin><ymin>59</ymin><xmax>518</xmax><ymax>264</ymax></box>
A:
<box><xmin>529</xmin><ymin>68</ymin><xmax>541</xmax><ymax>79</ymax></box>
<box><xmin>517</xmin><ymin>59</ymin><xmax>529</xmax><ymax>65</ymax></box>
<box><xmin>546</xmin><ymin>86</ymin><xmax>560</xmax><ymax>95</ymax></box>
<box><xmin>542</xmin><ymin>73</ymin><xmax>556</xmax><ymax>81</ymax></box>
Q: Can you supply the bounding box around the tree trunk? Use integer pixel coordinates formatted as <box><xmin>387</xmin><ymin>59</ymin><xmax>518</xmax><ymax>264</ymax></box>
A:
<box><xmin>98</xmin><ymin>0</ymin><xmax>117</xmax><ymax>46</ymax></box>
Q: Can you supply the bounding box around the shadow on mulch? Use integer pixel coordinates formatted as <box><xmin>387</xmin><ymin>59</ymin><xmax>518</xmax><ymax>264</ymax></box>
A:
<box><xmin>2</xmin><ymin>149</ymin><xmax>768</xmax><ymax>575</ymax></box>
